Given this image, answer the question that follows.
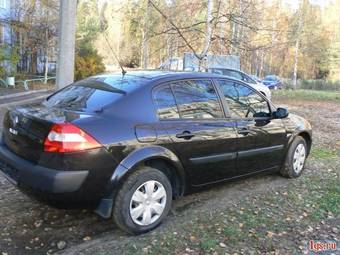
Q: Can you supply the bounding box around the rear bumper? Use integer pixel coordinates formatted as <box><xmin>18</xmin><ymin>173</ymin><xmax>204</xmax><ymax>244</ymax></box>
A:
<box><xmin>0</xmin><ymin>140</ymin><xmax>88</xmax><ymax>194</ymax></box>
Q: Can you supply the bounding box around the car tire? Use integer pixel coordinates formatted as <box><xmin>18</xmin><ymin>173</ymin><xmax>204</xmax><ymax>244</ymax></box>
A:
<box><xmin>280</xmin><ymin>136</ymin><xmax>307</xmax><ymax>178</ymax></box>
<box><xmin>112</xmin><ymin>167</ymin><xmax>172</xmax><ymax>234</ymax></box>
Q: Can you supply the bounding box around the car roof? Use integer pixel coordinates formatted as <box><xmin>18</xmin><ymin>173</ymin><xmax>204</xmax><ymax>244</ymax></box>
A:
<box><xmin>209</xmin><ymin>67</ymin><xmax>241</xmax><ymax>72</ymax></box>
<box><xmin>95</xmin><ymin>70</ymin><xmax>238</xmax><ymax>85</ymax></box>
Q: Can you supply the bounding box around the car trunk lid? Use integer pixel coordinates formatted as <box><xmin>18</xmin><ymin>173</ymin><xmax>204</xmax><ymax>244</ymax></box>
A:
<box><xmin>3</xmin><ymin>106</ymin><xmax>53</xmax><ymax>163</ymax></box>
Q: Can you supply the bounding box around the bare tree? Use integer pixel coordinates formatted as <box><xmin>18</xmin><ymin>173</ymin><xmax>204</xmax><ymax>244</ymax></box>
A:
<box><xmin>149</xmin><ymin>0</ymin><xmax>221</xmax><ymax>69</ymax></box>
<box><xmin>293</xmin><ymin>0</ymin><xmax>305</xmax><ymax>89</ymax></box>
<box><xmin>141</xmin><ymin>0</ymin><xmax>151</xmax><ymax>68</ymax></box>
<box><xmin>200</xmin><ymin>0</ymin><xmax>214</xmax><ymax>61</ymax></box>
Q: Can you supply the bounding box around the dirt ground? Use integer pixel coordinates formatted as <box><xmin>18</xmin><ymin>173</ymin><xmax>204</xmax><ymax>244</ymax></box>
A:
<box><xmin>0</xmin><ymin>93</ymin><xmax>339</xmax><ymax>255</ymax></box>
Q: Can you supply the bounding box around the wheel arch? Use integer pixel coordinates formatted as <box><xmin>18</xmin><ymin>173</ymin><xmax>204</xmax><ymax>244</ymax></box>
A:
<box><xmin>297</xmin><ymin>131</ymin><xmax>312</xmax><ymax>155</ymax></box>
<box><xmin>95</xmin><ymin>145</ymin><xmax>185</xmax><ymax>219</ymax></box>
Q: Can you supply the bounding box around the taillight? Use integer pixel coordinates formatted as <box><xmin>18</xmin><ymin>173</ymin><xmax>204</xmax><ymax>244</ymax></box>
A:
<box><xmin>44</xmin><ymin>122</ymin><xmax>101</xmax><ymax>153</ymax></box>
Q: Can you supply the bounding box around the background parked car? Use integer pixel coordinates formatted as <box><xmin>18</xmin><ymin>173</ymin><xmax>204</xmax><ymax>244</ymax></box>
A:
<box><xmin>262</xmin><ymin>75</ymin><xmax>283</xmax><ymax>90</ymax></box>
<box><xmin>250</xmin><ymin>75</ymin><xmax>262</xmax><ymax>83</ymax></box>
<box><xmin>208</xmin><ymin>67</ymin><xmax>271</xmax><ymax>99</ymax></box>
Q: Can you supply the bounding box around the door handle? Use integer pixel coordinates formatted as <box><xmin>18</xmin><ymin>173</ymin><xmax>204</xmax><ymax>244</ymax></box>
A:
<box><xmin>237</xmin><ymin>127</ymin><xmax>250</xmax><ymax>136</ymax></box>
<box><xmin>176</xmin><ymin>131</ymin><xmax>195</xmax><ymax>140</ymax></box>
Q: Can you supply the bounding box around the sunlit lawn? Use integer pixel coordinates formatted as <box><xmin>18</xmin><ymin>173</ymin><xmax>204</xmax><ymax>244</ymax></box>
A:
<box><xmin>273</xmin><ymin>89</ymin><xmax>340</xmax><ymax>101</ymax></box>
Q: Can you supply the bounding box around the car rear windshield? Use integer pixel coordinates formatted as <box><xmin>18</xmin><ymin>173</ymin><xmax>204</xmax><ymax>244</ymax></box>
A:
<box><xmin>43</xmin><ymin>75</ymin><xmax>145</xmax><ymax>112</ymax></box>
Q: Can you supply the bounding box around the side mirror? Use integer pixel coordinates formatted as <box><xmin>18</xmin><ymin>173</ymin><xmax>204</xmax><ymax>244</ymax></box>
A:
<box><xmin>274</xmin><ymin>107</ymin><xmax>289</xmax><ymax>119</ymax></box>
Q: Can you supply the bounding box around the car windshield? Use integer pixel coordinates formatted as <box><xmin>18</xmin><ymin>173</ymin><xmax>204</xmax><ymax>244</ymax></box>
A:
<box><xmin>264</xmin><ymin>75</ymin><xmax>277</xmax><ymax>81</ymax></box>
<box><xmin>44</xmin><ymin>75</ymin><xmax>145</xmax><ymax>112</ymax></box>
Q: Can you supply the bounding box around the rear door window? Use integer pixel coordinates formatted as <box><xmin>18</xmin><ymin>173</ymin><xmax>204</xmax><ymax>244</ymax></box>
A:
<box><xmin>153</xmin><ymin>85</ymin><xmax>180</xmax><ymax>119</ymax></box>
<box><xmin>171</xmin><ymin>79</ymin><xmax>224</xmax><ymax>119</ymax></box>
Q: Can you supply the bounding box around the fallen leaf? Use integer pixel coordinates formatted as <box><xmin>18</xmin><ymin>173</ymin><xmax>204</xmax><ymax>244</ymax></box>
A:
<box><xmin>83</xmin><ymin>236</ymin><xmax>91</xmax><ymax>241</ymax></box>
<box><xmin>266</xmin><ymin>231</ymin><xmax>275</xmax><ymax>238</ymax></box>
<box><xmin>219</xmin><ymin>242</ymin><xmax>227</xmax><ymax>248</ymax></box>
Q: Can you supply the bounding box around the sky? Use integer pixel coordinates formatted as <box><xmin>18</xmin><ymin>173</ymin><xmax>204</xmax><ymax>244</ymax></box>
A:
<box><xmin>283</xmin><ymin>0</ymin><xmax>335</xmax><ymax>9</ymax></box>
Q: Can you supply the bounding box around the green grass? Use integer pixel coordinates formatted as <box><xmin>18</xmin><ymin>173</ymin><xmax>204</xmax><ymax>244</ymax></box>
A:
<box><xmin>200</xmin><ymin>238</ymin><xmax>217</xmax><ymax>251</ymax></box>
<box><xmin>311</xmin><ymin>147</ymin><xmax>340</xmax><ymax>159</ymax></box>
<box><xmin>273</xmin><ymin>89</ymin><xmax>340</xmax><ymax>101</ymax></box>
<box><xmin>310</xmin><ymin>179</ymin><xmax>340</xmax><ymax>220</ymax></box>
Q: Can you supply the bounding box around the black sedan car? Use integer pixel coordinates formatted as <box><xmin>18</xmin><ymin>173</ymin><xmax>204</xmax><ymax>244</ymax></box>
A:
<box><xmin>0</xmin><ymin>71</ymin><xmax>312</xmax><ymax>234</ymax></box>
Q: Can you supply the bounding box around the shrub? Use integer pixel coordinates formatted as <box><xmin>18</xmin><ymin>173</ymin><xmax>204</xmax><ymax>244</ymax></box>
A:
<box><xmin>300</xmin><ymin>79</ymin><xmax>340</xmax><ymax>91</ymax></box>
<box><xmin>75</xmin><ymin>53</ymin><xmax>105</xmax><ymax>81</ymax></box>
<box><xmin>0</xmin><ymin>44</ymin><xmax>20</xmax><ymax>77</ymax></box>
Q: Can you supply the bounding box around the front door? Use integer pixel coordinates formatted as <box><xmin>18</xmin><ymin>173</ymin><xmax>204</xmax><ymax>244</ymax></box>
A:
<box><xmin>152</xmin><ymin>79</ymin><xmax>238</xmax><ymax>186</ymax></box>
<box><xmin>216</xmin><ymin>79</ymin><xmax>287</xmax><ymax>175</ymax></box>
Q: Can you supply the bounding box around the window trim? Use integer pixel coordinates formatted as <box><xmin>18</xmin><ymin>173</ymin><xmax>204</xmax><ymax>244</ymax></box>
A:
<box><xmin>215</xmin><ymin>78</ymin><xmax>274</xmax><ymax>120</ymax></box>
<box><xmin>152</xmin><ymin>78</ymin><xmax>228</xmax><ymax>121</ymax></box>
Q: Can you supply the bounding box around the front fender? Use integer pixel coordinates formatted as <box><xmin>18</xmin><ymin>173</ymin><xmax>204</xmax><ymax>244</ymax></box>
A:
<box><xmin>95</xmin><ymin>145</ymin><xmax>185</xmax><ymax>219</ymax></box>
<box><xmin>284</xmin><ymin>114</ymin><xmax>312</xmax><ymax>145</ymax></box>
<box><xmin>281</xmin><ymin>114</ymin><xmax>312</xmax><ymax>166</ymax></box>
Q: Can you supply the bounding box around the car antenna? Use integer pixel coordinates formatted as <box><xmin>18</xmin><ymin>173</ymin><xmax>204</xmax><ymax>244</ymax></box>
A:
<box><xmin>102</xmin><ymin>32</ymin><xmax>127</xmax><ymax>77</ymax></box>
<box><xmin>97</xmin><ymin>4</ymin><xmax>126</xmax><ymax>77</ymax></box>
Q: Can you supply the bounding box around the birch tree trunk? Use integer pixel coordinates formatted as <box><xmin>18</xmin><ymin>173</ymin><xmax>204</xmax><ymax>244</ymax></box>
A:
<box><xmin>44</xmin><ymin>54</ymin><xmax>49</xmax><ymax>84</ymax></box>
<box><xmin>141</xmin><ymin>0</ymin><xmax>151</xmax><ymax>69</ymax></box>
<box><xmin>293</xmin><ymin>0</ymin><xmax>305</xmax><ymax>89</ymax></box>
<box><xmin>199</xmin><ymin>0</ymin><xmax>214</xmax><ymax>69</ymax></box>
<box><xmin>292</xmin><ymin>38</ymin><xmax>300</xmax><ymax>89</ymax></box>
<box><xmin>44</xmin><ymin>28</ymin><xmax>49</xmax><ymax>84</ymax></box>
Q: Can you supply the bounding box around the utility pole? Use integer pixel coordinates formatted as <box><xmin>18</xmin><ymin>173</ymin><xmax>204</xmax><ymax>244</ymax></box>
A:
<box><xmin>56</xmin><ymin>0</ymin><xmax>77</xmax><ymax>89</ymax></box>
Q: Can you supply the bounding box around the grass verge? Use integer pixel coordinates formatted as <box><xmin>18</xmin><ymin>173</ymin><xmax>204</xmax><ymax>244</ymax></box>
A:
<box><xmin>272</xmin><ymin>89</ymin><xmax>340</xmax><ymax>102</ymax></box>
<box><xmin>311</xmin><ymin>147</ymin><xmax>340</xmax><ymax>159</ymax></box>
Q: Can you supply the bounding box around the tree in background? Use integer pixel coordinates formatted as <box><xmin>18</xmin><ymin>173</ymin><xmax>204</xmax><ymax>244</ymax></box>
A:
<box><xmin>2</xmin><ymin>0</ymin><xmax>337</xmax><ymax>83</ymax></box>
<box><xmin>0</xmin><ymin>45</ymin><xmax>20</xmax><ymax>77</ymax></box>
<box><xmin>97</xmin><ymin>0</ymin><xmax>334</xmax><ymax>81</ymax></box>
<box><xmin>10</xmin><ymin>0</ymin><xmax>59</xmax><ymax>75</ymax></box>
<box><xmin>75</xmin><ymin>0</ymin><xmax>105</xmax><ymax>80</ymax></box>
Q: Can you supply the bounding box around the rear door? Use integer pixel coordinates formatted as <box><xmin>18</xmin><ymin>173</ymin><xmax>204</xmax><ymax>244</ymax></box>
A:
<box><xmin>216</xmin><ymin>79</ymin><xmax>287</xmax><ymax>174</ymax></box>
<box><xmin>153</xmin><ymin>79</ymin><xmax>238</xmax><ymax>186</ymax></box>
